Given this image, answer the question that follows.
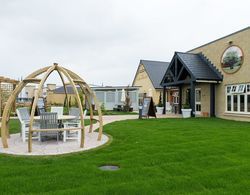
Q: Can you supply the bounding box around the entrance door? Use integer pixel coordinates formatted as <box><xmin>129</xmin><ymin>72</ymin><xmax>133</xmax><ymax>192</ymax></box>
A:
<box><xmin>195</xmin><ymin>88</ymin><xmax>201</xmax><ymax>115</ymax></box>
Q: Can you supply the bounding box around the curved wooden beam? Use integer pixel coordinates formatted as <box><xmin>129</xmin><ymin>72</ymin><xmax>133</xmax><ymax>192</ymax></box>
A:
<box><xmin>1</xmin><ymin>81</ymin><xmax>26</xmax><ymax>148</ymax></box>
<box><xmin>57</xmin><ymin>70</ymin><xmax>69</xmax><ymax>113</ymax></box>
<box><xmin>57</xmin><ymin>66</ymin><xmax>85</xmax><ymax>148</ymax></box>
<box><xmin>64</xmin><ymin>68</ymin><xmax>103</xmax><ymax>140</ymax></box>
<box><xmin>1</xmin><ymin>66</ymin><xmax>52</xmax><ymax>148</ymax></box>
<box><xmin>28</xmin><ymin>65</ymin><xmax>56</xmax><ymax>152</ymax></box>
<box><xmin>78</xmin><ymin>85</ymin><xmax>94</xmax><ymax>133</ymax></box>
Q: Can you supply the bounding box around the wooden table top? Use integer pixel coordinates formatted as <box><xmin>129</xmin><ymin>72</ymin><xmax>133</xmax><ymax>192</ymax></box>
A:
<box><xmin>34</xmin><ymin>115</ymin><xmax>76</xmax><ymax>120</ymax></box>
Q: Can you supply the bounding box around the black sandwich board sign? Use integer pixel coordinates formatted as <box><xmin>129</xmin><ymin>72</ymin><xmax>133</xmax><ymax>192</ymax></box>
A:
<box><xmin>141</xmin><ymin>97</ymin><xmax>156</xmax><ymax>118</ymax></box>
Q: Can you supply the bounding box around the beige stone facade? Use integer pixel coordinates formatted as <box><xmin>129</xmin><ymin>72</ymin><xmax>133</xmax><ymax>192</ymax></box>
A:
<box><xmin>189</xmin><ymin>27</ymin><xmax>250</xmax><ymax>121</ymax></box>
<box><xmin>133</xmin><ymin>64</ymin><xmax>163</xmax><ymax>105</ymax></box>
<box><xmin>46</xmin><ymin>93</ymin><xmax>77</xmax><ymax>105</ymax></box>
<box><xmin>133</xmin><ymin>64</ymin><xmax>158</xmax><ymax>103</ymax></box>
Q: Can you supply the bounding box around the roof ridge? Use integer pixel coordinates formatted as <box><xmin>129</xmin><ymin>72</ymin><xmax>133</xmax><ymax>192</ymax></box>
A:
<box><xmin>198</xmin><ymin>53</ymin><xmax>223</xmax><ymax>80</ymax></box>
<box><xmin>140</xmin><ymin>59</ymin><xmax>169</xmax><ymax>63</ymax></box>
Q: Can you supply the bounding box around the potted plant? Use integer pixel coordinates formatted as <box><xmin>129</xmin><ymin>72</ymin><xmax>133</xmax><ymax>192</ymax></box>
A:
<box><xmin>181</xmin><ymin>104</ymin><xmax>192</xmax><ymax>118</ymax></box>
<box><xmin>156</xmin><ymin>92</ymin><xmax>164</xmax><ymax>114</ymax></box>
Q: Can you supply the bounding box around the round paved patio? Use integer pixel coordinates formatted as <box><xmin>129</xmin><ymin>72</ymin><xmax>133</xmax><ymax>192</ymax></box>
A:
<box><xmin>0</xmin><ymin>130</ymin><xmax>109</xmax><ymax>156</ymax></box>
<box><xmin>0</xmin><ymin>115</ymin><xmax>138</xmax><ymax>156</ymax></box>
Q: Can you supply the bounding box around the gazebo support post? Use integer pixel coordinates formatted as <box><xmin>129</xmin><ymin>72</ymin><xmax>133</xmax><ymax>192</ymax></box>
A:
<box><xmin>57</xmin><ymin>66</ymin><xmax>85</xmax><ymax>148</ymax></box>
<box><xmin>79</xmin><ymin>88</ymin><xmax>94</xmax><ymax>133</ymax></box>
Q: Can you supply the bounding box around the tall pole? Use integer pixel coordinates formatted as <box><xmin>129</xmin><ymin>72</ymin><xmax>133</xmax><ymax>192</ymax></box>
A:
<box><xmin>163</xmin><ymin>86</ymin><xmax>166</xmax><ymax>114</ymax></box>
<box><xmin>210</xmin><ymin>83</ymin><xmax>215</xmax><ymax>117</ymax></box>
<box><xmin>190</xmin><ymin>81</ymin><xmax>195</xmax><ymax>117</ymax></box>
<box><xmin>179</xmin><ymin>85</ymin><xmax>182</xmax><ymax>114</ymax></box>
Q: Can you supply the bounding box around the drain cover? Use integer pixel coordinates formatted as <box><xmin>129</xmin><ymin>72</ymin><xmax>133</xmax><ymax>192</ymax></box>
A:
<box><xmin>99</xmin><ymin>165</ymin><xmax>120</xmax><ymax>171</ymax></box>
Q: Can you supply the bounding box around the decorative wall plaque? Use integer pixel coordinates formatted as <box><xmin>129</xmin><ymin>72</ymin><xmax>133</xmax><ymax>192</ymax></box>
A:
<box><xmin>221</xmin><ymin>45</ymin><xmax>243</xmax><ymax>74</ymax></box>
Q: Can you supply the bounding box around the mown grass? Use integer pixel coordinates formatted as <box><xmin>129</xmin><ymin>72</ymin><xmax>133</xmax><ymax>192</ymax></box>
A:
<box><xmin>0</xmin><ymin>118</ymin><xmax>249</xmax><ymax>194</ymax></box>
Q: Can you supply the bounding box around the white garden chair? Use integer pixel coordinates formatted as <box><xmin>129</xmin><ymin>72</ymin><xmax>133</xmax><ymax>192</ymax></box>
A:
<box><xmin>51</xmin><ymin>106</ymin><xmax>63</xmax><ymax>116</ymax></box>
<box><xmin>63</xmin><ymin>109</ymin><xmax>87</xmax><ymax>142</ymax></box>
<box><xmin>16</xmin><ymin>107</ymin><xmax>40</xmax><ymax>142</ymax></box>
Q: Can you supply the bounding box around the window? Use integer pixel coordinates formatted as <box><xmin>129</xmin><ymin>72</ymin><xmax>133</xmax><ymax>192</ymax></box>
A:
<box><xmin>195</xmin><ymin>89</ymin><xmax>201</xmax><ymax>114</ymax></box>
<box><xmin>106</xmin><ymin>92</ymin><xmax>115</xmax><ymax>103</ymax></box>
<box><xmin>129</xmin><ymin>91</ymin><xmax>137</xmax><ymax>103</ymax></box>
<box><xmin>173</xmin><ymin>92</ymin><xmax>179</xmax><ymax>104</ymax></box>
<box><xmin>227</xmin><ymin>95</ymin><xmax>231</xmax><ymax>111</ymax></box>
<box><xmin>230</xmin><ymin>85</ymin><xmax>238</xmax><ymax>93</ymax></box>
<box><xmin>240</xmin><ymin>95</ymin><xmax>245</xmax><ymax>112</ymax></box>
<box><xmin>247</xmin><ymin>84</ymin><xmax>250</xmax><ymax>93</ymax></box>
<box><xmin>248</xmin><ymin>95</ymin><xmax>250</xmax><ymax>112</ymax></box>
<box><xmin>95</xmin><ymin>91</ymin><xmax>105</xmax><ymax>103</ymax></box>
<box><xmin>226</xmin><ymin>84</ymin><xmax>250</xmax><ymax>114</ymax></box>
<box><xmin>233</xmin><ymin>95</ymin><xmax>238</xmax><ymax>112</ymax></box>
<box><xmin>238</xmin><ymin>84</ymin><xmax>245</xmax><ymax>93</ymax></box>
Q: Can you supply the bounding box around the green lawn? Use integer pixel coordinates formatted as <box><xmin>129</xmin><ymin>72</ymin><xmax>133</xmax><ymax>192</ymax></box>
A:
<box><xmin>0</xmin><ymin>118</ymin><xmax>250</xmax><ymax>194</ymax></box>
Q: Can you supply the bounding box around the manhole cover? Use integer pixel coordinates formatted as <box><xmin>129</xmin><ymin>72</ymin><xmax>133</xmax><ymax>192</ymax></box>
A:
<box><xmin>99</xmin><ymin>165</ymin><xmax>120</xmax><ymax>171</ymax></box>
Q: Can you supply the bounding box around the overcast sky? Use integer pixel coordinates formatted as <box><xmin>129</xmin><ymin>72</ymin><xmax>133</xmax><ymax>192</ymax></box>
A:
<box><xmin>0</xmin><ymin>0</ymin><xmax>249</xmax><ymax>86</ymax></box>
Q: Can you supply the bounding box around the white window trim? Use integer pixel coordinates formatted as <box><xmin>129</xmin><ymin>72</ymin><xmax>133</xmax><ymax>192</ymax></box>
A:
<box><xmin>225</xmin><ymin>84</ymin><xmax>250</xmax><ymax>114</ymax></box>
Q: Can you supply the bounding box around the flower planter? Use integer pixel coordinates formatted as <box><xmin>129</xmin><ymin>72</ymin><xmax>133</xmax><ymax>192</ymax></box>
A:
<box><xmin>181</xmin><ymin>109</ymin><xmax>192</xmax><ymax>118</ymax></box>
<box><xmin>156</xmin><ymin>107</ymin><xmax>164</xmax><ymax>114</ymax></box>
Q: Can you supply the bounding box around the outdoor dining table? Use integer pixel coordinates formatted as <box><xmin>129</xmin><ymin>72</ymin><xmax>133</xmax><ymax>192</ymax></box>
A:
<box><xmin>33</xmin><ymin>115</ymin><xmax>79</xmax><ymax>140</ymax></box>
<box><xmin>33</xmin><ymin>115</ymin><xmax>77</xmax><ymax>121</ymax></box>
<box><xmin>34</xmin><ymin>115</ymin><xmax>77</xmax><ymax>129</ymax></box>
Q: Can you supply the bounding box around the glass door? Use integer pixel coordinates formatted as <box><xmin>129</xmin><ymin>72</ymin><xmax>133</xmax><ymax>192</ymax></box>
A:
<box><xmin>195</xmin><ymin>88</ymin><xmax>201</xmax><ymax>115</ymax></box>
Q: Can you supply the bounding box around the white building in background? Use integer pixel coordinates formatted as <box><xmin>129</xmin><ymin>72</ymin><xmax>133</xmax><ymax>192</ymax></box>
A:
<box><xmin>52</xmin><ymin>85</ymin><xmax>140</xmax><ymax>111</ymax></box>
<box><xmin>92</xmin><ymin>86</ymin><xmax>140</xmax><ymax>111</ymax></box>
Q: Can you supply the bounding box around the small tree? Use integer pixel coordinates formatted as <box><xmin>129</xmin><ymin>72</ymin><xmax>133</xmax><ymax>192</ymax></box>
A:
<box><xmin>157</xmin><ymin>92</ymin><xmax>163</xmax><ymax>107</ymax></box>
<box><xmin>123</xmin><ymin>86</ymin><xmax>132</xmax><ymax>112</ymax></box>
<box><xmin>223</xmin><ymin>51</ymin><xmax>241</xmax><ymax>69</ymax></box>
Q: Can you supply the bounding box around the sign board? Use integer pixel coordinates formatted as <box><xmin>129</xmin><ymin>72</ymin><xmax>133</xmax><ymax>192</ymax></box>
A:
<box><xmin>141</xmin><ymin>97</ymin><xmax>156</xmax><ymax>118</ymax></box>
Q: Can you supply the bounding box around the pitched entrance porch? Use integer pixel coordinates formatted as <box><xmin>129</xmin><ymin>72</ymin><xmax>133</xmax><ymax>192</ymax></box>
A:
<box><xmin>161</xmin><ymin>52</ymin><xmax>223</xmax><ymax>117</ymax></box>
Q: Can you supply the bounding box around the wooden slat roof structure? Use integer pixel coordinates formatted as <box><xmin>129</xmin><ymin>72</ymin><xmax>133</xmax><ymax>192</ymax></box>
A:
<box><xmin>0</xmin><ymin>76</ymin><xmax>19</xmax><ymax>84</ymax></box>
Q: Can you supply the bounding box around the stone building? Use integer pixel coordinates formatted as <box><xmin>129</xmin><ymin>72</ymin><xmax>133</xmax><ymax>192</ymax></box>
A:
<box><xmin>161</xmin><ymin>26</ymin><xmax>250</xmax><ymax>121</ymax></box>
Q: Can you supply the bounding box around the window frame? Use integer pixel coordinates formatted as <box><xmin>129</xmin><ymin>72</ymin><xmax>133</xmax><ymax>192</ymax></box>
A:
<box><xmin>225</xmin><ymin>83</ymin><xmax>250</xmax><ymax>114</ymax></box>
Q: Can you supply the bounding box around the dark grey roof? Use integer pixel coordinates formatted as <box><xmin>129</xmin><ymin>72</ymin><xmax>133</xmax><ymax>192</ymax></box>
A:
<box><xmin>54</xmin><ymin>85</ymin><xmax>140</xmax><ymax>94</ymax></box>
<box><xmin>54</xmin><ymin>86</ymin><xmax>80</xmax><ymax>94</ymax></box>
<box><xmin>140</xmin><ymin>60</ymin><xmax>170</xmax><ymax>89</ymax></box>
<box><xmin>176</xmin><ymin>52</ymin><xmax>223</xmax><ymax>81</ymax></box>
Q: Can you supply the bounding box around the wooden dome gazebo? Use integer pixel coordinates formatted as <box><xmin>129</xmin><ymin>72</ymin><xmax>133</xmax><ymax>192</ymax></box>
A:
<box><xmin>1</xmin><ymin>63</ymin><xmax>103</xmax><ymax>153</ymax></box>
